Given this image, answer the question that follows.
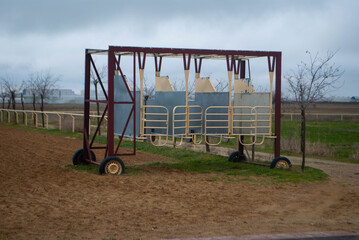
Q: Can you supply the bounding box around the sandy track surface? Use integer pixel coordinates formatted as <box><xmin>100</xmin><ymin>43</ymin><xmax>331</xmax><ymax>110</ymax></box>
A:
<box><xmin>0</xmin><ymin>125</ymin><xmax>358</xmax><ymax>240</ymax></box>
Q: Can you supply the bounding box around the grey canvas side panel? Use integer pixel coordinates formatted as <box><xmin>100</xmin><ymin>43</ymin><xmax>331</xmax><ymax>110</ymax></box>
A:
<box><xmin>192</xmin><ymin>92</ymin><xmax>229</xmax><ymax>135</ymax></box>
<box><xmin>233</xmin><ymin>93</ymin><xmax>271</xmax><ymax>135</ymax></box>
<box><xmin>114</xmin><ymin>75</ymin><xmax>140</xmax><ymax>137</ymax></box>
<box><xmin>146</xmin><ymin>91</ymin><xmax>186</xmax><ymax>136</ymax></box>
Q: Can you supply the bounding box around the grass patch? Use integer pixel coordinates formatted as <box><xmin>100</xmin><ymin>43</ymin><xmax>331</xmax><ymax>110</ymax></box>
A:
<box><xmin>147</xmin><ymin>156</ymin><xmax>327</xmax><ymax>183</ymax></box>
<box><xmin>1</xmin><ymin>122</ymin><xmax>328</xmax><ymax>183</ymax></box>
<box><xmin>0</xmin><ymin>121</ymin><xmax>83</xmax><ymax>139</ymax></box>
<box><xmin>214</xmin><ymin>120</ymin><xmax>359</xmax><ymax>164</ymax></box>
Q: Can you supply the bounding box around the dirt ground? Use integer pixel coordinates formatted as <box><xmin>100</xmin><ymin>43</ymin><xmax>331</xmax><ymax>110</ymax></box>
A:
<box><xmin>0</xmin><ymin>125</ymin><xmax>358</xmax><ymax>240</ymax></box>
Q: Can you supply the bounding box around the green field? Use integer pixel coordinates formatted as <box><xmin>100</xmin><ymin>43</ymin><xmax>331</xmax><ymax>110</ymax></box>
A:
<box><xmin>216</xmin><ymin>120</ymin><xmax>359</xmax><ymax>164</ymax></box>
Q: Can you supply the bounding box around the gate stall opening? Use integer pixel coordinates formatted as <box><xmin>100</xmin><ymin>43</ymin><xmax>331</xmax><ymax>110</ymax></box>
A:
<box><xmin>72</xmin><ymin>46</ymin><xmax>291</xmax><ymax>175</ymax></box>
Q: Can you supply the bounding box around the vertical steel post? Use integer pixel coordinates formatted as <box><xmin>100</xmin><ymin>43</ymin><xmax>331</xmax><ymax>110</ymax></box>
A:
<box><xmin>154</xmin><ymin>56</ymin><xmax>162</xmax><ymax>77</ymax></box>
<box><xmin>194</xmin><ymin>58</ymin><xmax>202</xmax><ymax>79</ymax></box>
<box><xmin>107</xmin><ymin>47</ymin><xmax>115</xmax><ymax>156</ymax></box>
<box><xmin>133</xmin><ymin>52</ymin><xmax>136</xmax><ymax>154</ymax></box>
<box><xmin>226</xmin><ymin>55</ymin><xmax>234</xmax><ymax>135</ymax></box>
<box><xmin>138</xmin><ymin>52</ymin><xmax>146</xmax><ymax>137</ymax></box>
<box><xmin>238</xmin><ymin>60</ymin><xmax>246</xmax><ymax>156</ymax></box>
<box><xmin>83</xmin><ymin>50</ymin><xmax>91</xmax><ymax>160</ymax></box>
<box><xmin>183</xmin><ymin>54</ymin><xmax>191</xmax><ymax>136</ymax></box>
<box><xmin>274</xmin><ymin>53</ymin><xmax>282</xmax><ymax>157</ymax></box>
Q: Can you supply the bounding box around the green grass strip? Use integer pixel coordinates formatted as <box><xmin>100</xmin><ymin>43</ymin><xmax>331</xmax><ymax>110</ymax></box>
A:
<box><xmin>1</xmin><ymin>122</ymin><xmax>328</xmax><ymax>183</ymax></box>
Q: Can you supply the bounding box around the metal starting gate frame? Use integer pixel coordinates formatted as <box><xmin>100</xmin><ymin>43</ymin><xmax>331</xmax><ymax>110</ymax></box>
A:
<box><xmin>73</xmin><ymin>46</ymin><xmax>291</xmax><ymax>175</ymax></box>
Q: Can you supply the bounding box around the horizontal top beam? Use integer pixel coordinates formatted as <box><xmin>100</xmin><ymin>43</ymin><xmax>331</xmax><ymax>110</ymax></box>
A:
<box><xmin>86</xmin><ymin>46</ymin><xmax>281</xmax><ymax>59</ymax></box>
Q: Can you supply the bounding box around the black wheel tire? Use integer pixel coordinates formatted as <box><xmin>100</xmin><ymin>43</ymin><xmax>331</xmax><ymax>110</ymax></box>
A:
<box><xmin>99</xmin><ymin>156</ymin><xmax>125</xmax><ymax>175</ymax></box>
<box><xmin>72</xmin><ymin>148</ymin><xmax>96</xmax><ymax>165</ymax></box>
<box><xmin>228</xmin><ymin>151</ymin><xmax>247</xmax><ymax>162</ymax></box>
<box><xmin>270</xmin><ymin>156</ymin><xmax>292</xmax><ymax>169</ymax></box>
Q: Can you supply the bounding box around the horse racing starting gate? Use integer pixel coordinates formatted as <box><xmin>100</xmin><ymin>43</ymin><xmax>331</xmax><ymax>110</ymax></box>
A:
<box><xmin>72</xmin><ymin>46</ymin><xmax>292</xmax><ymax>175</ymax></box>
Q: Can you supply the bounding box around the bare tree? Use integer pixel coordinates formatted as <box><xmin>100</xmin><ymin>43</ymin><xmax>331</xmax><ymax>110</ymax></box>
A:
<box><xmin>27</xmin><ymin>73</ymin><xmax>39</xmax><ymax>125</ymax></box>
<box><xmin>213</xmin><ymin>78</ymin><xmax>229</xmax><ymax>92</ymax></box>
<box><xmin>1</xmin><ymin>76</ymin><xmax>23</xmax><ymax>121</ymax></box>
<box><xmin>143</xmin><ymin>77</ymin><xmax>155</xmax><ymax>99</ymax></box>
<box><xmin>20</xmin><ymin>91</ymin><xmax>25</xmax><ymax>123</ymax></box>
<box><xmin>28</xmin><ymin>73</ymin><xmax>39</xmax><ymax>111</ymax></box>
<box><xmin>91</xmin><ymin>64</ymin><xmax>107</xmax><ymax>135</ymax></box>
<box><xmin>0</xmin><ymin>84</ymin><xmax>8</xmax><ymax>109</ymax></box>
<box><xmin>172</xmin><ymin>78</ymin><xmax>195</xmax><ymax>97</ymax></box>
<box><xmin>285</xmin><ymin>50</ymin><xmax>343</xmax><ymax>171</ymax></box>
<box><xmin>34</xmin><ymin>71</ymin><xmax>59</xmax><ymax>127</ymax></box>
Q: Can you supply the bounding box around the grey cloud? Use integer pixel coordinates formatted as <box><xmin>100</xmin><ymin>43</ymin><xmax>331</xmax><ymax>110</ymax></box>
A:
<box><xmin>0</xmin><ymin>0</ymin><xmax>358</xmax><ymax>96</ymax></box>
<box><xmin>0</xmin><ymin>0</ymin><xmax>331</xmax><ymax>35</ymax></box>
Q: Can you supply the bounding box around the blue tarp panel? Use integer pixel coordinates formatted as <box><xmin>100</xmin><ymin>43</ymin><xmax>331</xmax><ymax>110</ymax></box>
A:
<box><xmin>146</xmin><ymin>91</ymin><xmax>186</xmax><ymax>136</ymax></box>
<box><xmin>193</xmin><ymin>92</ymin><xmax>229</xmax><ymax>135</ymax></box>
<box><xmin>114</xmin><ymin>75</ymin><xmax>140</xmax><ymax>137</ymax></box>
<box><xmin>233</xmin><ymin>93</ymin><xmax>271</xmax><ymax>135</ymax></box>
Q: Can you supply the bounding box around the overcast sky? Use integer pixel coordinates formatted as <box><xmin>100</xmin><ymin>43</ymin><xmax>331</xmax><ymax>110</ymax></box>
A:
<box><xmin>0</xmin><ymin>0</ymin><xmax>358</xmax><ymax>97</ymax></box>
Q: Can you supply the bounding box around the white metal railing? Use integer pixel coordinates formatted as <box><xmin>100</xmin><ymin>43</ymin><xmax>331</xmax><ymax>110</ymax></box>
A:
<box><xmin>280</xmin><ymin>112</ymin><xmax>359</xmax><ymax>121</ymax></box>
<box><xmin>0</xmin><ymin>108</ymin><xmax>105</xmax><ymax>133</ymax></box>
<box><xmin>1</xmin><ymin>108</ymin><xmax>357</xmax><ymax>142</ymax></box>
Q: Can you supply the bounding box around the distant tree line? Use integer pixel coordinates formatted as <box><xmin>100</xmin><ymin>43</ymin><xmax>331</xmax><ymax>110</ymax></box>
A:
<box><xmin>1</xmin><ymin>71</ymin><xmax>59</xmax><ymax>127</ymax></box>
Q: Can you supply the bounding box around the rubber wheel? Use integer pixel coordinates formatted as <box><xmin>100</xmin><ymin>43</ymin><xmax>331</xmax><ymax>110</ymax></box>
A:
<box><xmin>99</xmin><ymin>156</ymin><xmax>125</xmax><ymax>175</ymax></box>
<box><xmin>228</xmin><ymin>151</ymin><xmax>247</xmax><ymax>162</ymax></box>
<box><xmin>270</xmin><ymin>156</ymin><xmax>292</xmax><ymax>169</ymax></box>
<box><xmin>72</xmin><ymin>148</ymin><xmax>96</xmax><ymax>165</ymax></box>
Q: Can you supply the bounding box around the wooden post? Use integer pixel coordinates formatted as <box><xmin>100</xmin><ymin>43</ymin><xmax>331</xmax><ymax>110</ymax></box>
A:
<box><xmin>71</xmin><ymin>115</ymin><xmax>75</xmax><ymax>132</ymax></box>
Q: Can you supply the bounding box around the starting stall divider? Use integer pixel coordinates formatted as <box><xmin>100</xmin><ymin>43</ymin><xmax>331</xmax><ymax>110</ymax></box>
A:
<box><xmin>172</xmin><ymin>105</ymin><xmax>203</xmax><ymax>146</ymax></box>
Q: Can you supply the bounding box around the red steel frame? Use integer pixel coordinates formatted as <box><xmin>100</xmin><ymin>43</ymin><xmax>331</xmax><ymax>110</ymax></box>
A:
<box><xmin>82</xmin><ymin>46</ymin><xmax>282</xmax><ymax>163</ymax></box>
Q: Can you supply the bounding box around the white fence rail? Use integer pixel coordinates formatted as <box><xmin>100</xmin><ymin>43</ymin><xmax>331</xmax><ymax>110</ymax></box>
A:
<box><xmin>281</xmin><ymin>112</ymin><xmax>359</xmax><ymax>121</ymax></box>
<box><xmin>1</xmin><ymin>108</ymin><xmax>358</xmax><ymax>133</ymax></box>
<box><xmin>0</xmin><ymin>109</ymin><xmax>106</xmax><ymax>133</ymax></box>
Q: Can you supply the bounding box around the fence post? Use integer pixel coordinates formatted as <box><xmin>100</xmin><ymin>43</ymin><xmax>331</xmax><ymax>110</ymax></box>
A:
<box><xmin>7</xmin><ymin>110</ymin><xmax>10</xmax><ymax>123</ymax></box>
<box><xmin>71</xmin><ymin>115</ymin><xmax>75</xmax><ymax>132</ymax></box>
<box><xmin>57</xmin><ymin>113</ymin><xmax>61</xmax><ymax>130</ymax></box>
<box><xmin>0</xmin><ymin>110</ymin><xmax>2</xmax><ymax>122</ymax></box>
<box><xmin>45</xmin><ymin>113</ymin><xmax>49</xmax><ymax>129</ymax></box>
<box><xmin>35</xmin><ymin>113</ymin><xmax>38</xmax><ymax>128</ymax></box>
<box><xmin>25</xmin><ymin>112</ymin><xmax>28</xmax><ymax>126</ymax></box>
